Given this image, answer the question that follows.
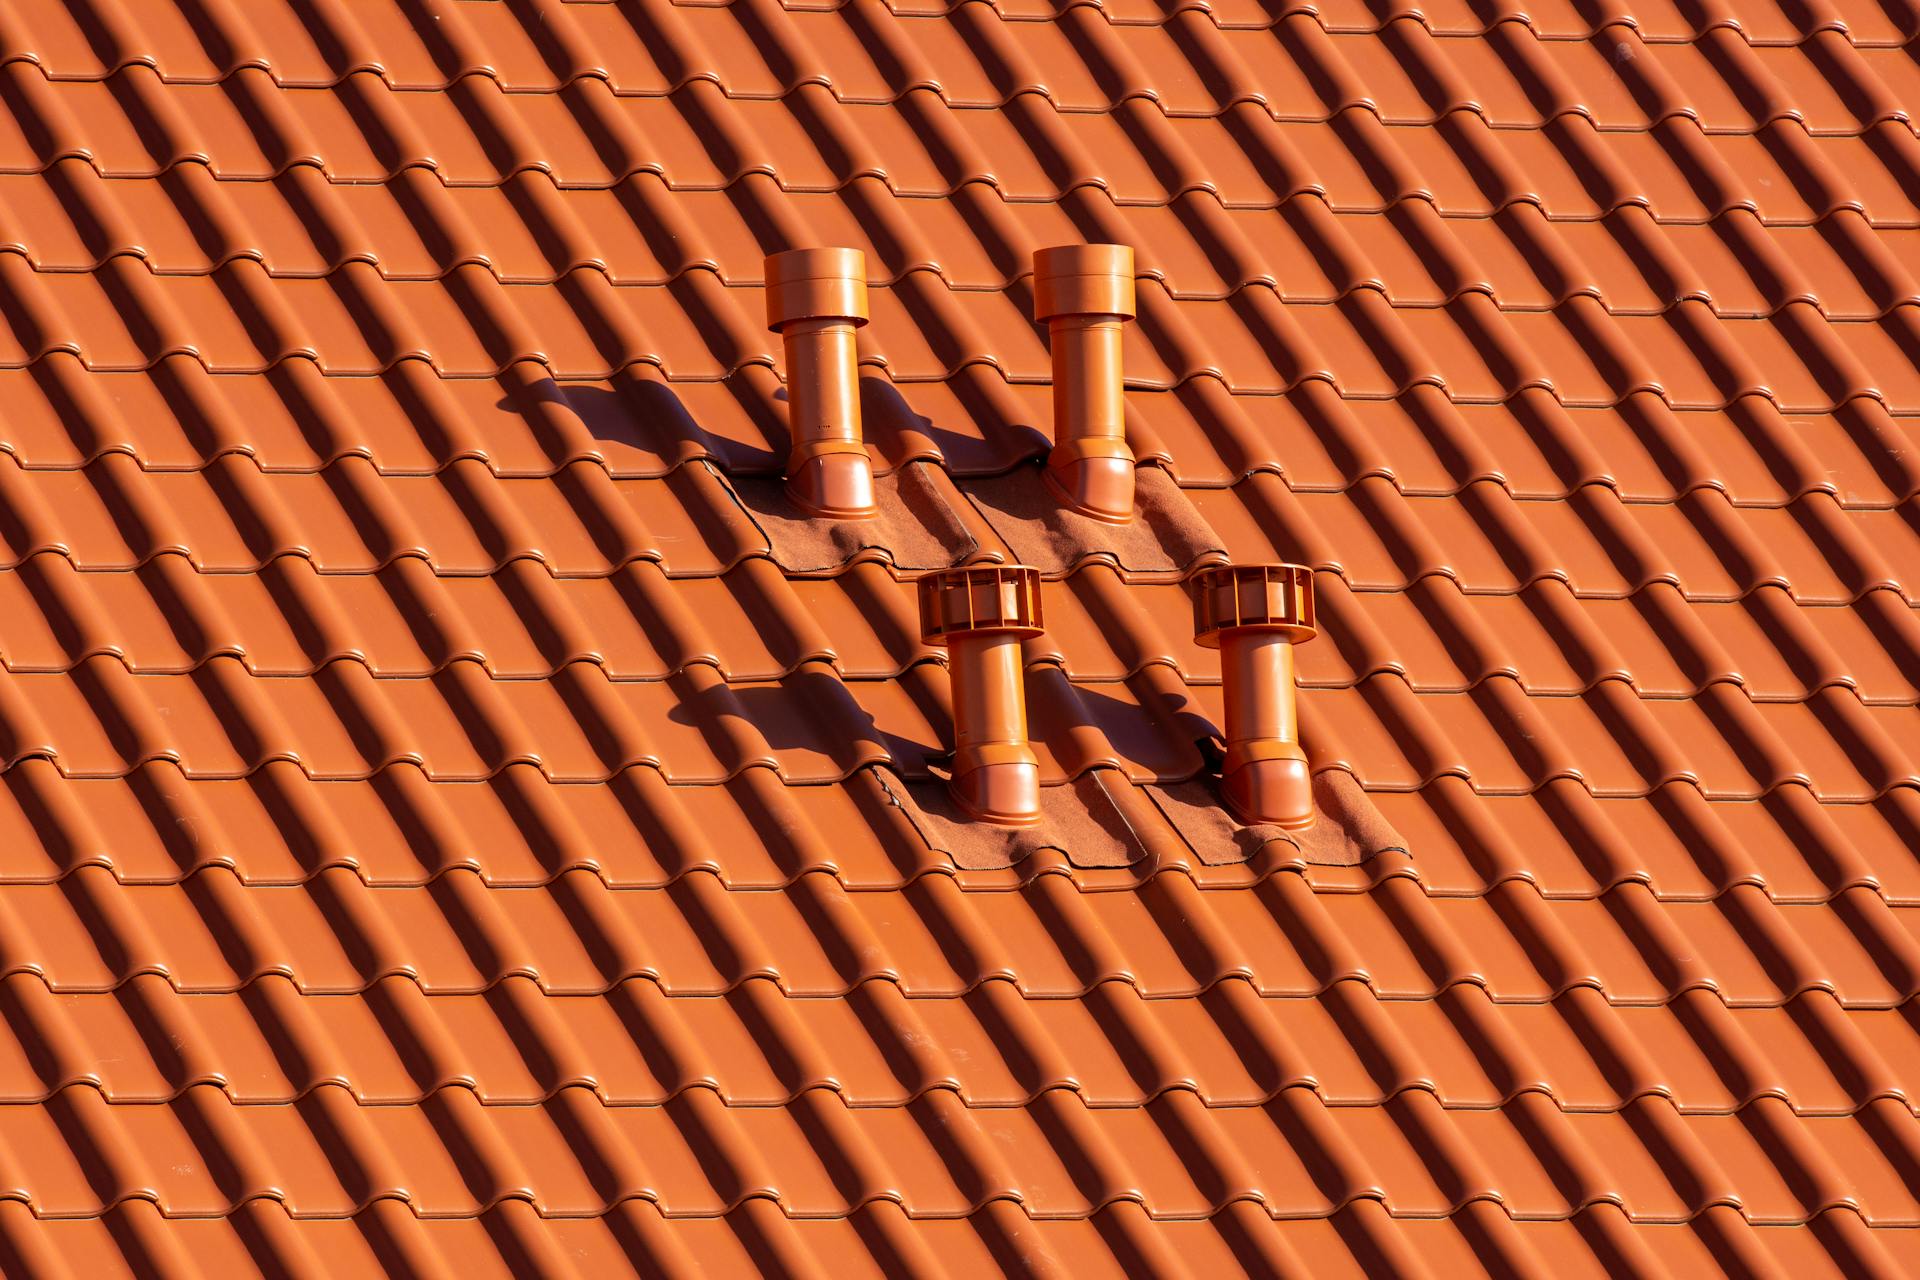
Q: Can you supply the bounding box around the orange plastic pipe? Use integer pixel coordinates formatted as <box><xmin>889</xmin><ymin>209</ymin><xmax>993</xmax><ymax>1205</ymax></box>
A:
<box><xmin>1190</xmin><ymin>564</ymin><xmax>1316</xmax><ymax>829</ymax></box>
<box><xmin>1218</xmin><ymin>630</ymin><xmax>1312</xmax><ymax>829</ymax></box>
<box><xmin>764</xmin><ymin>247</ymin><xmax>877</xmax><ymax>518</ymax></box>
<box><xmin>945</xmin><ymin>629</ymin><xmax>1041</xmax><ymax>824</ymax></box>
<box><xmin>919</xmin><ymin>566</ymin><xmax>1045</xmax><ymax>825</ymax></box>
<box><xmin>1032</xmin><ymin>244</ymin><xmax>1137</xmax><ymax>522</ymax></box>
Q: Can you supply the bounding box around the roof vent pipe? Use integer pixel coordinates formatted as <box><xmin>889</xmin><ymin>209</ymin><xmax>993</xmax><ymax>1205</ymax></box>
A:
<box><xmin>918</xmin><ymin>565</ymin><xmax>1046</xmax><ymax>825</ymax></box>
<box><xmin>764</xmin><ymin>247</ymin><xmax>878</xmax><ymax>519</ymax></box>
<box><xmin>1191</xmin><ymin>564</ymin><xmax>1317</xmax><ymax>829</ymax></box>
<box><xmin>1032</xmin><ymin>244</ymin><xmax>1137</xmax><ymax>523</ymax></box>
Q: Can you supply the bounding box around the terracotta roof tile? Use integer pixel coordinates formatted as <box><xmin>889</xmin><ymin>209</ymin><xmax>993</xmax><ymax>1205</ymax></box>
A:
<box><xmin>0</xmin><ymin>0</ymin><xmax>1917</xmax><ymax>1271</ymax></box>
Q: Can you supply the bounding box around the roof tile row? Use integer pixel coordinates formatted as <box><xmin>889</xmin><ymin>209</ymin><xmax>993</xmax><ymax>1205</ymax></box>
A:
<box><xmin>0</xmin><ymin>650</ymin><xmax>1905</xmax><ymax>802</ymax></box>
<box><xmin>0</xmin><ymin>264</ymin><xmax>1915</xmax><ymax>413</ymax></box>
<box><xmin>9</xmin><ymin>972</ymin><xmax>1920</xmax><ymax>1113</ymax></box>
<box><xmin>0</xmin><ymin>863</ymin><xmax>1915</xmax><ymax>1004</ymax></box>
<box><xmin>6</xmin><ymin>88</ymin><xmax>1919</xmax><ymax>229</ymax></box>
<box><xmin>0</xmin><ymin>553</ymin><xmax>1912</xmax><ymax>708</ymax></box>
<box><xmin>10</xmin><ymin>1197</ymin><xmax>1918</xmax><ymax>1280</ymax></box>
<box><xmin>18</xmin><ymin>169</ymin><xmax>1920</xmax><ymax>325</ymax></box>
<box><xmin>0</xmin><ymin>357</ymin><xmax>1911</xmax><ymax>510</ymax></box>
<box><xmin>0</xmin><ymin>759</ymin><xmax>1909</xmax><ymax>903</ymax></box>
<box><xmin>11</xmin><ymin>0</ymin><xmax>1920</xmax><ymax>127</ymax></box>
<box><xmin>2</xmin><ymin>1080</ymin><xmax>1919</xmax><ymax>1220</ymax></box>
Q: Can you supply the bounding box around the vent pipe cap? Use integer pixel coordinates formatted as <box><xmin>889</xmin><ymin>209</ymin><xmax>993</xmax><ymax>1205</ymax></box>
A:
<box><xmin>765</xmin><ymin>247</ymin><xmax>869</xmax><ymax>331</ymax></box>
<box><xmin>1033</xmin><ymin>244</ymin><xmax>1136</xmax><ymax>321</ymax></box>
<box><xmin>1191</xmin><ymin>563</ymin><xmax>1316</xmax><ymax>648</ymax></box>
<box><xmin>919</xmin><ymin>564</ymin><xmax>1044</xmax><ymax>645</ymax></box>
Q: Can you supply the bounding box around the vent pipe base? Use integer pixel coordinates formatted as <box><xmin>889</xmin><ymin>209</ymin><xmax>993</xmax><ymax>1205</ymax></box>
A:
<box><xmin>1042</xmin><ymin>438</ymin><xmax>1137</xmax><ymax>525</ymax></box>
<box><xmin>1222</xmin><ymin>745</ymin><xmax>1315</xmax><ymax>832</ymax></box>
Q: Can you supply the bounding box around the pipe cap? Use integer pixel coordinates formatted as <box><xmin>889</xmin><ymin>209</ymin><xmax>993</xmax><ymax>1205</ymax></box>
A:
<box><xmin>919</xmin><ymin>565</ymin><xmax>1044</xmax><ymax>645</ymax></box>
<box><xmin>765</xmin><ymin>247</ymin><xmax>869</xmax><ymax>330</ymax></box>
<box><xmin>1032</xmin><ymin>244</ymin><xmax>1136</xmax><ymax>321</ymax></box>
<box><xmin>1191</xmin><ymin>563</ymin><xmax>1315</xmax><ymax>649</ymax></box>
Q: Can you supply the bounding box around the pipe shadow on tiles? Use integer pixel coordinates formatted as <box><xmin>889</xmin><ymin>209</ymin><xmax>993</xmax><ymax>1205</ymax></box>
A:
<box><xmin>494</xmin><ymin>375</ymin><xmax>784</xmax><ymax>472</ymax></box>
<box><xmin>1059</xmin><ymin>679</ymin><xmax>1217</xmax><ymax>776</ymax></box>
<box><xmin>664</xmin><ymin>667</ymin><xmax>942</xmax><ymax>776</ymax></box>
<box><xmin>498</xmin><ymin>371</ymin><xmax>1049</xmax><ymax>475</ymax></box>
<box><xmin>651</xmin><ymin>666</ymin><xmax>1201</xmax><ymax>783</ymax></box>
<box><xmin>858</xmin><ymin>374</ymin><xmax>1052</xmax><ymax>472</ymax></box>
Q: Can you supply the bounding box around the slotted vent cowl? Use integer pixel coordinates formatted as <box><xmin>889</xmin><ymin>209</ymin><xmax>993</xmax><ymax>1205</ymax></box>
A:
<box><xmin>1189</xmin><ymin>563</ymin><xmax>1318</xmax><ymax>830</ymax></box>
<box><xmin>918</xmin><ymin>565</ymin><xmax>1044</xmax><ymax>643</ymax></box>
<box><xmin>1190</xmin><ymin>563</ymin><xmax>1316</xmax><ymax>646</ymax></box>
<box><xmin>918</xmin><ymin>565</ymin><xmax>1045</xmax><ymax>826</ymax></box>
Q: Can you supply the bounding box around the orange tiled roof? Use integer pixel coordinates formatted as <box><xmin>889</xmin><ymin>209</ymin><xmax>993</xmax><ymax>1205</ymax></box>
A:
<box><xmin>0</xmin><ymin>0</ymin><xmax>1918</xmax><ymax>1273</ymax></box>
